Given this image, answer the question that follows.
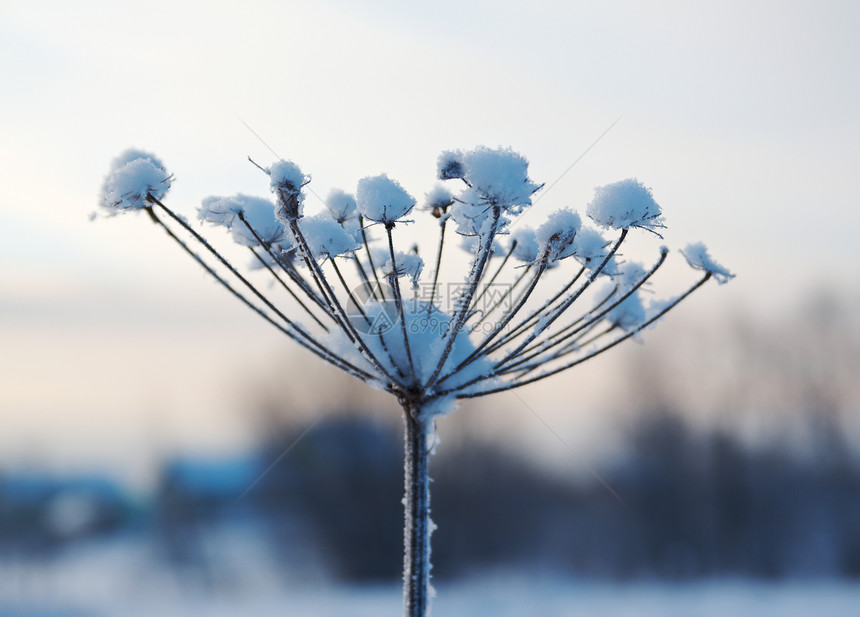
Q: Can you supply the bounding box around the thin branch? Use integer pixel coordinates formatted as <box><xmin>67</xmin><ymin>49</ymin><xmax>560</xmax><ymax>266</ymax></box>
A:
<box><xmin>426</xmin><ymin>218</ymin><xmax>447</xmax><ymax>315</ymax></box>
<box><xmin>144</xmin><ymin>206</ymin><xmax>376</xmax><ymax>383</ymax></box>
<box><xmin>237</xmin><ymin>214</ymin><xmax>330</xmax><ymax>314</ymax></box>
<box><xmin>286</xmin><ymin>217</ymin><xmax>403</xmax><ymax>387</ymax></box>
<box><xmin>466</xmin><ymin>239</ymin><xmax>516</xmax><ymax>318</ymax></box>
<box><xmin>436</xmin><ymin>256</ymin><xmax>548</xmax><ymax>385</ymax></box>
<box><xmin>352</xmin><ymin>253</ymin><xmax>378</xmax><ymax>301</ymax></box>
<box><xmin>501</xmin><ymin>247</ymin><xmax>669</xmax><ymax>372</ymax></box>
<box><xmin>483</xmin><ymin>265</ymin><xmax>586</xmax><ymax>355</ymax></box>
<box><xmin>149</xmin><ymin>198</ymin><xmax>326</xmax><ymax>350</ymax></box>
<box><xmin>423</xmin><ymin>206</ymin><xmax>502</xmax><ymax>390</ymax></box>
<box><xmin>248</xmin><ymin>247</ymin><xmax>329</xmax><ymax>331</ymax></box>
<box><xmin>456</xmin><ymin>272</ymin><xmax>712</xmax><ymax>398</ymax></box>
<box><xmin>493</xmin><ymin>229</ymin><xmax>628</xmax><ymax>370</ymax></box>
<box><xmin>360</xmin><ymin>215</ymin><xmax>386</xmax><ymax>301</ymax></box>
<box><xmin>387</xmin><ymin>225</ymin><xmax>417</xmax><ymax>382</ymax></box>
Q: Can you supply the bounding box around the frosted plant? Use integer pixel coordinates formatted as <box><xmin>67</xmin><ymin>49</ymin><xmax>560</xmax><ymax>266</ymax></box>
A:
<box><xmin>100</xmin><ymin>146</ymin><xmax>733</xmax><ymax>616</ymax></box>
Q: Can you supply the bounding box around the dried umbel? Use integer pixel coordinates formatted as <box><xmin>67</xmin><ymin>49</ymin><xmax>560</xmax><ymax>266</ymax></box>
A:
<box><xmin>101</xmin><ymin>145</ymin><xmax>732</xmax><ymax>616</ymax></box>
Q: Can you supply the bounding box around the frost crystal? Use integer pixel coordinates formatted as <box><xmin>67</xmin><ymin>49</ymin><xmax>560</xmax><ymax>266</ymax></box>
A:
<box><xmin>356</xmin><ymin>174</ymin><xmax>416</xmax><ymax>224</ymax></box>
<box><xmin>681</xmin><ymin>242</ymin><xmax>735</xmax><ymax>284</ymax></box>
<box><xmin>100</xmin><ymin>149</ymin><xmax>171</xmax><ymax>211</ymax></box>
<box><xmin>587</xmin><ymin>178</ymin><xmax>664</xmax><ymax>232</ymax></box>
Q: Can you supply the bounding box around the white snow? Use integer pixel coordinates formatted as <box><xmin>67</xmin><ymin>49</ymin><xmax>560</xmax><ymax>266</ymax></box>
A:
<box><xmin>681</xmin><ymin>242</ymin><xmax>735</xmax><ymax>284</ymax></box>
<box><xmin>572</xmin><ymin>226</ymin><xmax>610</xmax><ymax>268</ymax></box>
<box><xmin>445</xmin><ymin>147</ymin><xmax>541</xmax><ymax>238</ymax></box>
<box><xmin>290</xmin><ymin>212</ymin><xmax>360</xmax><ymax>260</ymax></box>
<box><xmin>460</xmin><ymin>146</ymin><xmax>540</xmax><ymax>210</ymax></box>
<box><xmin>606</xmin><ymin>289</ymin><xmax>647</xmax><ymax>331</ymax></box>
<box><xmin>198</xmin><ymin>194</ymin><xmax>285</xmax><ymax>246</ymax></box>
<box><xmin>425</xmin><ymin>184</ymin><xmax>455</xmax><ymax>210</ymax></box>
<box><xmin>325</xmin><ymin>299</ymin><xmax>497</xmax><ymax>410</ymax></box>
<box><xmin>268</xmin><ymin>160</ymin><xmax>308</xmax><ymax>221</ymax></box>
<box><xmin>459</xmin><ymin>233</ymin><xmax>497</xmax><ymax>255</ymax></box>
<box><xmin>4</xmin><ymin>544</ymin><xmax>858</xmax><ymax>617</ymax></box>
<box><xmin>326</xmin><ymin>188</ymin><xmax>358</xmax><ymax>223</ymax></box>
<box><xmin>355</xmin><ymin>174</ymin><xmax>416</xmax><ymax>224</ymax></box>
<box><xmin>535</xmin><ymin>208</ymin><xmax>583</xmax><ymax>262</ymax></box>
<box><xmin>100</xmin><ymin>149</ymin><xmax>171</xmax><ymax>211</ymax></box>
<box><xmin>436</xmin><ymin>149</ymin><xmax>464</xmax><ymax>180</ymax></box>
<box><xmin>383</xmin><ymin>251</ymin><xmax>424</xmax><ymax>289</ymax></box>
<box><xmin>508</xmin><ymin>227</ymin><xmax>539</xmax><ymax>263</ymax></box>
<box><xmin>268</xmin><ymin>159</ymin><xmax>307</xmax><ymax>193</ymax></box>
<box><xmin>613</xmin><ymin>260</ymin><xmax>648</xmax><ymax>289</ymax></box>
<box><xmin>586</xmin><ymin>178</ymin><xmax>664</xmax><ymax>232</ymax></box>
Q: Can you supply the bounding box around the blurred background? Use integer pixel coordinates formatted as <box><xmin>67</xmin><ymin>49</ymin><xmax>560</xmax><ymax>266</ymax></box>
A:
<box><xmin>2</xmin><ymin>1</ymin><xmax>859</xmax><ymax>615</ymax></box>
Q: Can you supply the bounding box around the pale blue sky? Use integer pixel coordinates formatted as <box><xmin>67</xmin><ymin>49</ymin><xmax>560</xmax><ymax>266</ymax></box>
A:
<box><xmin>2</xmin><ymin>0</ymin><xmax>859</xmax><ymax>482</ymax></box>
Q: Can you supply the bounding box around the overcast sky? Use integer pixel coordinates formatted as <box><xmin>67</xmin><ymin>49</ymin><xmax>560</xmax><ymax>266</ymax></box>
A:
<box><xmin>2</xmin><ymin>0</ymin><xmax>859</xmax><ymax>484</ymax></box>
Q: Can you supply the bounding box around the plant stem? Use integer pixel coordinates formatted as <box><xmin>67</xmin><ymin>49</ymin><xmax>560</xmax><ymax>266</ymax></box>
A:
<box><xmin>402</xmin><ymin>401</ymin><xmax>432</xmax><ymax>617</ymax></box>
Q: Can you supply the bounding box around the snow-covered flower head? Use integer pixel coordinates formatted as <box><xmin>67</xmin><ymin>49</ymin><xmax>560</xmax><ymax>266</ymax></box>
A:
<box><xmin>425</xmin><ymin>184</ymin><xmax>455</xmax><ymax>218</ymax></box>
<box><xmin>508</xmin><ymin>227</ymin><xmax>539</xmax><ymax>263</ymax></box>
<box><xmin>436</xmin><ymin>150</ymin><xmax>465</xmax><ymax>180</ymax></box>
<box><xmin>383</xmin><ymin>251</ymin><xmax>424</xmax><ymax>289</ymax></box>
<box><xmin>681</xmin><ymin>242</ymin><xmax>735</xmax><ymax>284</ymax></box>
<box><xmin>198</xmin><ymin>194</ymin><xmax>284</xmax><ymax>246</ymax></box>
<box><xmin>535</xmin><ymin>208</ymin><xmax>582</xmax><ymax>263</ymax></box>
<box><xmin>326</xmin><ymin>188</ymin><xmax>358</xmax><ymax>224</ymax></box>
<box><xmin>461</xmin><ymin>146</ymin><xmax>541</xmax><ymax>210</ymax></box>
<box><xmin>587</xmin><ymin>178</ymin><xmax>664</xmax><ymax>232</ymax></box>
<box><xmin>269</xmin><ymin>159</ymin><xmax>308</xmax><ymax>220</ymax></box>
<box><xmin>100</xmin><ymin>149</ymin><xmax>171</xmax><ymax>212</ymax></box>
<box><xmin>571</xmin><ymin>226</ymin><xmax>610</xmax><ymax>269</ymax></box>
<box><xmin>445</xmin><ymin>147</ymin><xmax>542</xmax><ymax>237</ymax></box>
<box><xmin>289</xmin><ymin>212</ymin><xmax>361</xmax><ymax>261</ymax></box>
<box><xmin>356</xmin><ymin>174</ymin><xmax>416</xmax><ymax>225</ymax></box>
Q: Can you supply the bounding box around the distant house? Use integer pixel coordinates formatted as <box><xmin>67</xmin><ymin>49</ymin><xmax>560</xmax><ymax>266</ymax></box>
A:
<box><xmin>0</xmin><ymin>472</ymin><xmax>130</xmax><ymax>550</ymax></box>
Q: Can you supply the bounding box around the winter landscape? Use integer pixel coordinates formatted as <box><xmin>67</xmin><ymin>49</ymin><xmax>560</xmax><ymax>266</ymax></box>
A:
<box><xmin>3</xmin><ymin>1</ymin><xmax>860</xmax><ymax>615</ymax></box>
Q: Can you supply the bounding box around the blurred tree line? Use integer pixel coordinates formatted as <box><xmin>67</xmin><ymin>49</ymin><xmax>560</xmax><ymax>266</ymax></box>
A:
<box><xmin>4</xmin><ymin>290</ymin><xmax>858</xmax><ymax>584</ymax></box>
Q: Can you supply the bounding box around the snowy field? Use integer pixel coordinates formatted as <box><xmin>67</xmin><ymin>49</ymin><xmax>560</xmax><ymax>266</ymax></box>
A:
<box><xmin>4</xmin><ymin>578</ymin><xmax>860</xmax><ymax>617</ymax></box>
<box><xmin>2</xmin><ymin>540</ymin><xmax>859</xmax><ymax>617</ymax></box>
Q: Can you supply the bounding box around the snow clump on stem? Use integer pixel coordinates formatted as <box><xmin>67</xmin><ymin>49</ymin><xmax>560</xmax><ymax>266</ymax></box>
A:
<box><xmin>198</xmin><ymin>194</ymin><xmax>285</xmax><ymax>246</ymax></box>
<box><xmin>269</xmin><ymin>160</ymin><xmax>308</xmax><ymax>220</ymax></box>
<box><xmin>587</xmin><ymin>178</ymin><xmax>664</xmax><ymax>232</ymax></box>
<box><xmin>535</xmin><ymin>208</ymin><xmax>582</xmax><ymax>263</ymax></box>
<box><xmin>356</xmin><ymin>174</ymin><xmax>416</xmax><ymax>224</ymax></box>
<box><xmin>100</xmin><ymin>149</ymin><xmax>171</xmax><ymax>212</ymax></box>
<box><xmin>681</xmin><ymin>242</ymin><xmax>735</xmax><ymax>284</ymax></box>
